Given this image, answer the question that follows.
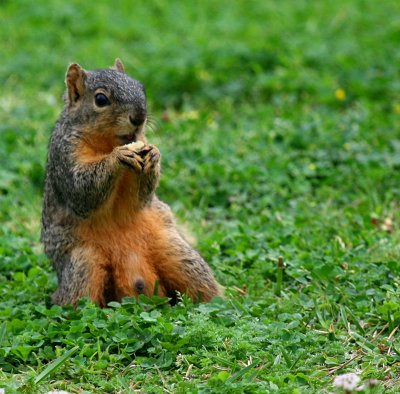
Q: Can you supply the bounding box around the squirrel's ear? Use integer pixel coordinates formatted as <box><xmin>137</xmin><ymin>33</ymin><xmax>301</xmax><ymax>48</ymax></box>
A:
<box><xmin>113</xmin><ymin>58</ymin><xmax>125</xmax><ymax>73</ymax></box>
<box><xmin>65</xmin><ymin>63</ymin><xmax>87</xmax><ymax>106</ymax></box>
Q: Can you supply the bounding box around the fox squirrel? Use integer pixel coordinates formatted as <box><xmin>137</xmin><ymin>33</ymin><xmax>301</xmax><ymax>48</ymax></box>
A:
<box><xmin>41</xmin><ymin>59</ymin><xmax>221</xmax><ymax>307</ymax></box>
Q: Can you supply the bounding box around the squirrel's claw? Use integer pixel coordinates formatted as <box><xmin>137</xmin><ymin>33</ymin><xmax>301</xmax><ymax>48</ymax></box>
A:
<box><xmin>142</xmin><ymin>146</ymin><xmax>160</xmax><ymax>173</ymax></box>
<box><xmin>117</xmin><ymin>146</ymin><xmax>144</xmax><ymax>172</ymax></box>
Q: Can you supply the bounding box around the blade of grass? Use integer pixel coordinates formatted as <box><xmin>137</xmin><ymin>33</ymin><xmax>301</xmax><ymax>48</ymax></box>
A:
<box><xmin>213</xmin><ymin>355</ymin><xmax>236</xmax><ymax>368</ymax></box>
<box><xmin>281</xmin><ymin>349</ymin><xmax>291</xmax><ymax>367</ymax></box>
<box><xmin>340</xmin><ymin>305</ymin><xmax>349</xmax><ymax>332</ymax></box>
<box><xmin>314</xmin><ymin>299</ymin><xmax>327</xmax><ymax>328</ymax></box>
<box><xmin>0</xmin><ymin>322</ymin><xmax>7</xmax><ymax>346</ymax></box>
<box><xmin>226</xmin><ymin>362</ymin><xmax>257</xmax><ymax>384</ymax></box>
<box><xmin>274</xmin><ymin>256</ymin><xmax>284</xmax><ymax>296</ymax></box>
<box><xmin>34</xmin><ymin>346</ymin><xmax>79</xmax><ymax>384</ymax></box>
<box><xmin>345</xmin><ymin>306</ymin><xmax>365</xmax><ymax>334</ymax></box>
<box><xmin>289</xmin><ymin>352</ymin><xmax>304</xmax><ymax>371</ymax></box>
<box><xmin>350</xmin><ymin>332</ymin><xmax>378</xmax><ymax>354</ymax></box>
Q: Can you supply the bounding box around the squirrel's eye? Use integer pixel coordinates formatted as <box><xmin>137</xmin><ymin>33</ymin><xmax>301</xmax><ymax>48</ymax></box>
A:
<box><xmin>94</xmin><ymin>93</ymin><xmax>110</xmax><ymax>107</ymax></box>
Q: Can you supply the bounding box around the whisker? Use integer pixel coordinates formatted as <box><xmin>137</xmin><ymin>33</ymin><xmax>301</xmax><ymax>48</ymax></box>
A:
<box><xmin>146</xmin><ymin>123</ymin><xmax>157</xmax><ymax>133</ymax></box>
<box><xmin>146</xmin><ymin>113</ymin><xmax>159</xmax><ymax>133</ymax></box>
<box><xmin>147</xmin><ymin>113</ymin><xmax>159</xmax><ymax>124</ymax></box>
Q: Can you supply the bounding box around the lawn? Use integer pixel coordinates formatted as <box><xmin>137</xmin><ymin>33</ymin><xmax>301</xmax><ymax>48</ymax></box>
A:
<box><xmin>1</xmin><ymin>0</ymin><xmax>400</xmax><ymax>393</ymax></box>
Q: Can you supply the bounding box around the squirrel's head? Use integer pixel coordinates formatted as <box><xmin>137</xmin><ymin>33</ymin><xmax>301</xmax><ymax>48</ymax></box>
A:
<box><xmin>64</xmin><ymin>59</ymin><xmax>147</xmax><ymax>145</ymax></box>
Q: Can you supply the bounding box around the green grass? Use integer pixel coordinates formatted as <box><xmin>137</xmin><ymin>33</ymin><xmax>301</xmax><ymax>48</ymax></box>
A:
<box><xmin>1</xmin><ymin>0</ymin><xmax>400</xmax><ymax>392</ymax></box>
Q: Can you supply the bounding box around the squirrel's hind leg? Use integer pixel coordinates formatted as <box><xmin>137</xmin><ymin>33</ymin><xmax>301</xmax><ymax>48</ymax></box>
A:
<box><xmin>52</xmin><ymin>245</ymin><xmax>111</xmax><ymax>307</ymax></box>
<box><xmin>51</xmin><ymin>252</ymin><xmax>90</xmax><ymax>306</ymax></box>
<box><xmin>154</xmin><ymin>229</ymin><xmax>222</xmax><ymax>303</ymax></box>
<box><xmin>146</xmin><ymin>199</ymin><xmax>221</xmax><ymax>303</ymax></box>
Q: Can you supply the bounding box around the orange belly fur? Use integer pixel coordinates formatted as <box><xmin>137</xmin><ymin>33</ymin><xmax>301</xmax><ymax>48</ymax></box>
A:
<box><xmin>75</xmin><ymin>168</ymin><xmax>168</xmax><ymax>306</ymax></box>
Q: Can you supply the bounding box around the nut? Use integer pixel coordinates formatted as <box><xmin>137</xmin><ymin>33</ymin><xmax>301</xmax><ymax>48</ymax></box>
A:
<box><xmin>125</xmin><ymin>141</ymin><xmax>145</xmax><ymax>150</ymax></box>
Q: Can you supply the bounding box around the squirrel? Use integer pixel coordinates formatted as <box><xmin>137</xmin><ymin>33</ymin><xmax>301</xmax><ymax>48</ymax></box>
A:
<box><xmin>41</xmin><ymin>59</ymin><xmax>221</xmax><ymax>307</ymax></box>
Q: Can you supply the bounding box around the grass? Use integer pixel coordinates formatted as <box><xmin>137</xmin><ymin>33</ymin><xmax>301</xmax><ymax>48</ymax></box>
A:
<box><xmin>1</xmin><ymin>0</ymin><xmax>400</xmax><ymax>392</ymax></box>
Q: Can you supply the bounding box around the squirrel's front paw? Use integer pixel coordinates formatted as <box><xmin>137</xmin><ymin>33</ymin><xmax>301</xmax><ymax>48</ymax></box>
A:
<box><xmin>139</xmin><ymin>145</ymin><xmax>160</xmax><ymax>174</ymax></box>
<box><xmin>116</xmin><ymin>143</ymin><xmax>144</xmax><ymax>172</ymax></box>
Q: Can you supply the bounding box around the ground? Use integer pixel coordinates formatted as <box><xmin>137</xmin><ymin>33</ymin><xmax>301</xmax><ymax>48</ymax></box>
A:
<box><xmin>1</xmin><ymin>0</ymin><xmax>400</xmax><ymax>393</ymax></box>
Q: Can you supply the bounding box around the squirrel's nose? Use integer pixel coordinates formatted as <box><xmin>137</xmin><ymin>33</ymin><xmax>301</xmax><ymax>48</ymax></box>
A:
<box><xmin>129</xmin><ymin>114</ymin><xmax>146</xmax><ymax>127</ymax></box>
